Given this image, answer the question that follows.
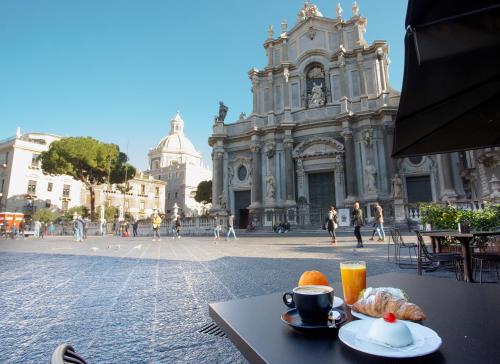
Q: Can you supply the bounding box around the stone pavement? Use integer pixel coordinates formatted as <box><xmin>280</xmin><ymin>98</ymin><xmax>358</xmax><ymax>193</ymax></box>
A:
<box><xmin>0</xmin><ymin>233</ymin><xmax>455</xmax><ymax>363</ymax></box>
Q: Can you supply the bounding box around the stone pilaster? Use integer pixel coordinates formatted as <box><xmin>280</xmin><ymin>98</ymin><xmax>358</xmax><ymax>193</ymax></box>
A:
<box><xmin>439</xmin><ymin>153</ymin><xmax>458</xmax><ymax>201</ymax></box>
<box><xmin>283</xmin><ymin>138</ymin><xmax>295</xmax><ymax>205</ymax></box>
<box><xmin>212</xmin><ymin>149</ymin><xmax>225</xmax><ymax>210</ymax></box>
<box><xmin>342</xmin><ymin>127</ymin><xmax>358</xmax><ymax>201</ymax></box>
<box><xmin>250</xmin><ymin>144</ymin><xmax>262</xmax><ymax>208</ymax></box>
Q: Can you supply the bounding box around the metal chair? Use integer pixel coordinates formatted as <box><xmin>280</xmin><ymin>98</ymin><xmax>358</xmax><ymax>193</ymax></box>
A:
<box><xmin>393</xmin><ymin>228</ymin><xmax>418</xmax><ymax>268</ymax></box>
<box><xmin>472</xmin><ymin>235</ymin><xmax>500</xmax><ymax>284</ymax></box>
<box><xmin>50</xmin><ymin>344</ymin><xmax>87</xmax><ymax>364</ymax></box>
<box><xmin>415</xmin><ymin>231</ymin><xmax>464</xmax><ymax>280</ymax></box>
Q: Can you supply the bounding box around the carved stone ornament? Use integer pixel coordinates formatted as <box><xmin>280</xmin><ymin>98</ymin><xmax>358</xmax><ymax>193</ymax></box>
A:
<box><xmin>364</xmin><ymin>159</ymin><xmax>377</xmax><ymax>193</ymax></box>
<box><xmin>307</xmin><ymin>26</ymin><xmax>317</xmax><ymax>40</ymax></box>
<box><xmin>281</xmin><ymin>19</ymin><xmax>287</xmax><ymax>36</ymax></box>
<box><xmin>352</xmin><ymin>1</ymin><xmax>359</xmax><ymax>17</ymax></box>
<box><xmin>267</xmin><ymin>25</ymin><xmax>274</xmax><ymax>39</ymax></box>
<box><xmin>362</xmin><ymin>129</ymin><xmax>374</xmax><ymax>145</ymax></box>
<box><xmin>265</xmin><ymin>143</ymin><xmax>276</xmax><ymax>159</ymax></box>
<box><xmin>297</xmin><ymin>2</ymin><xmax>323</xmax><ymax>22</ymax></box>
<box><xmin>391</xmin><ymin>173</ymin><xmax>402</xmax><ymax>199</ymax></box>
<box><xmin>308</xmin><ymin>82</ymin><xmax>325</xmax><ymax>108</ymax></box>
<box><xmin>265</xmin><ymin>175</ymin><xmax>276</xmax><ymax>199</ymax></box>
<box><xmin>217</xmin><ymin>101</ymin><xmax>228</xmax><ymax>122</ymax></box>
<box><xmin>293</xmin><ymin>137</ymin><xmax>345</xmax><ymax>159</ymax></box>
<box><xmin>307</xmin><ymin>67</ymin><xmax>325</xmax><ymax>79</ymax></box>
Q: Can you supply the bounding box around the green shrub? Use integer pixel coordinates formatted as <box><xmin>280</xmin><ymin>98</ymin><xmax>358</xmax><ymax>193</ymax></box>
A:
<box><xmin>33</xmin><ymin>208</ymin><xmax>61</xmax><ymax>223</ymax></box>
<box><xmin>420</xmin><ymin>203</ymin><xmax>500</xmax><ymax>231</ymax></box>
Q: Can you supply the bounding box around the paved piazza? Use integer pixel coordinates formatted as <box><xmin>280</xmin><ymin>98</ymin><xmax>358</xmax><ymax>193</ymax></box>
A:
<box><xmin>0</xmin><ymin>232</ymin><xmax>442</xmax><ymax>363</ymax></box>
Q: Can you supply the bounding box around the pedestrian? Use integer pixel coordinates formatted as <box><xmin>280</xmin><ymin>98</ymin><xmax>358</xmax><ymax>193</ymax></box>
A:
<box><xmin>370</xmin><ymin>203</ymin><xmax>386</xmax><ymax>242</ymax></box>
<box><xmin>73</xmin><ymin>216</ymin><xmax>84</xmax><ymax>242</ymax></box>
<box><xmin>226</xmin><ymin>214</ymin><xmax>237</xmax><ymax>241</ymax></box>
<box><xmin>175</xmin><ymin>216</ymin><xmax>182</xmax><ymax>239</ymax></box>
<box><xmin>34</xmin><ymin>220</ymin><xmax>41</xmax><ymax>238</ymax></box>
<box><xmin>213</xmin><ymin>215</ymin><xmax>221</xmax><ymax>240</ymax></box>
<box><xmin>351</xmin><ymin>202</ymin><xmax>364</xmax><ymax>248</ymax></box>
<box><xmin>83</xmin><ymin>218</ymin><xmax>89</xmax><ymax>240</ymax></box>
<box><xmin>327</xmin><ymin>206</ymin><xmax>339</xmax><ymax>244</ymax></box>
<box><xmin>100</xmin><ymin>219</ymin><xmax>106</xmax><ymax>236</ymax></box>
<box><xmin>132</xmin><ymin>220</ymin><xmax>138</xmax><ymax>237</ymax></box>
<box><xmin>39</xmin><ymin>222</ymin><xmax>45</xmax><ymax>239</ymax></box>
<box><xmin>12</xmin><ymin>223</ymin><xmax>18</xmax><ymax>239</ymax></box>
<box><xmin>171</xmin><ymin>215</ymin><xmax>177</xmax><ymax>238</ymax></box>
<box><xmin>72</xmin><ymin>217</ymin><xmax>78</xmax><ymax>240</ymax></box>
<box><xmin>19</xmin><ymin>219</ymin><xmax>25</xmax><ymax>239</ymax></box>
<box><xmin>152</xmin><ymin>213</ymin><xmax>162</xmax><ymax>241</ymax></box>
<box><xmin>77</xmin><ymin>216</ymin><xmax>85</xmax><ymax>242</ymax></box>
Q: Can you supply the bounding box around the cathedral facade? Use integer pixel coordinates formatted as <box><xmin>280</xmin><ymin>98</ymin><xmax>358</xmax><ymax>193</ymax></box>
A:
<box><xmin>209</xmin><ymin>3</ymin><xmax>500</xmax><ymax>228</ymax></box>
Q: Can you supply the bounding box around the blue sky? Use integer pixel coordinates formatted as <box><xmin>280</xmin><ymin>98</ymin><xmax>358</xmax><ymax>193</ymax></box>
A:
<box><xmin>0</xmin><ymin>0</ymin><xmax>407</xmax><ymax>170</ymax></box>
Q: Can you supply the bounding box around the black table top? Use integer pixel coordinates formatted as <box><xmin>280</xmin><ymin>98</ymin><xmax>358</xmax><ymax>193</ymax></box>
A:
<box><xmin>209</xmin><ymin>272</ymin><xmax>500</xmax><ymax>364</ymax></box>
<box><xmin>420</xmin><ymin>231</ymin><xmax>500</xmax><ymax>238</ymax></box>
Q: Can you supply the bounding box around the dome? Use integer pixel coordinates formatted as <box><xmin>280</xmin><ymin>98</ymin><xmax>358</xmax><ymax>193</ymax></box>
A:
<box><xmin>154</xmin><ymin>112</ymin><xmax>201</xmax><ymax>157</ymax></box>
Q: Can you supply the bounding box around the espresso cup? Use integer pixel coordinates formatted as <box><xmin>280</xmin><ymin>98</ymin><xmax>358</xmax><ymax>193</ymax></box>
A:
<box><xmin>283</xmin><ymin>285</ymin><xmax>334</xmax><ymax>324</ymax></box>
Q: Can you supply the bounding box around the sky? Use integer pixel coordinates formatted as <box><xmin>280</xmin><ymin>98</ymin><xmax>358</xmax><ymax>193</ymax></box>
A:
<box><xmin>0</xmin><ymin>0</ymin><xmax>407</xmax><ymax>170</ymax></box>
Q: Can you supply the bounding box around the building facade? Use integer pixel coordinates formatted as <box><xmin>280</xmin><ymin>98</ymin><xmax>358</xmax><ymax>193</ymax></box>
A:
<box><xmin>209</xmin><ymin>2</ymin><xmax>500</xmax><ymax>228</ymax></box>
<box><xmin>0</xmin><ymin>130</ymin><xmax>84</xmax><ymax>216</ymax></box>
<box><xmin>90</xmin><ymin>171</ymin><xmax>166</xmax><ymax>221</ymax></box>
<box><xmin>149</xmin><ymin>112</ymin><xmax>212</xmax><ymax>216</ymax></box>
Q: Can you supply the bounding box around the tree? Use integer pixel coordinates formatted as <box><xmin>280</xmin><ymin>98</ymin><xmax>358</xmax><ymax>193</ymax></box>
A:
<box><xmin>33</xmin><ymin>208</ymin><xmax>60</xmax><ymax>223</ymax></box>
<box><xmin>40</xmin><ymin>137</ymin><xmax>136</xmax><ymax>221</ymax></box>
<box><xmin>105</xmin><ymin>206</ymin><xmax>118</xmax><ymax>221</ymax></box>
<box><xmin>194</xmin><ymin>180</ymin><xmax>212</xmax><ymax>204</ymax></box>
<box><xmin>64</xmin><ymin>205</ymin><xmax>89</xmax><ymax>221</ymax></box>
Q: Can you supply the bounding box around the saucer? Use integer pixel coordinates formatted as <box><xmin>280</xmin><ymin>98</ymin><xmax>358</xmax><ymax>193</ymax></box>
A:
<box><xmin>281</xmin><ymin>308</ymin><xmax>347</xmax><ymax>331</ymax></box>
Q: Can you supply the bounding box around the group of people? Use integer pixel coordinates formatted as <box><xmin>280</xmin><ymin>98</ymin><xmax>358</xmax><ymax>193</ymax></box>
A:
<box><xmin>273</xmin><ymin>221</ymin><xmax>291</xmax><ymax>234</ymax></box>
<box><xmin>351</xmin><ymin>201</ymin><xmax>385</xmax><ymax>248</ymax></box>
<box><xmin>72</xmin><ymin>215</ymin><xmax>87</xmax><ymax>242</ymax></box>
<box><xmin>325</xmin><ymin>202</ymin><xmax>385</xmax><ymax>247</ymax></box>
<box><xmin>213</xmin><ymin>214</ymin><xmax>238</xmax><ymax>241</ymax></box>
<box><xmin>151</xmin><ymin>213</ymin><xmax>182</xmax><ymax>241</ymax></box>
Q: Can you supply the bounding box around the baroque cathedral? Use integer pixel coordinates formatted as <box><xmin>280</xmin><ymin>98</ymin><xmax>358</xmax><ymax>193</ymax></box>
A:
<box><xmin>209</xmin><ymin>2</ymin><xmax>500</xmax><ymax>228</ymax></box>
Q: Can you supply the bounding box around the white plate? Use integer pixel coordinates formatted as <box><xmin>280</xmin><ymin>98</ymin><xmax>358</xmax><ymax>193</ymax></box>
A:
<box><xmin>338</xmin><ymin>319</ymin><xmax>442</xmax><ymax>358</ymax></box>
<box><xmin>332</xmin><ymin>296</ymin><xmax>344</xmax><ymax>309</ymax></box>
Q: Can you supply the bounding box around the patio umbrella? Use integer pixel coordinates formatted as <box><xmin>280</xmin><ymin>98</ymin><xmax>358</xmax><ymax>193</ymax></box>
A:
<box><xmin>392</xmin><ymin>0</ymin><xmax>500</xmax><ymax>157</ymax></box>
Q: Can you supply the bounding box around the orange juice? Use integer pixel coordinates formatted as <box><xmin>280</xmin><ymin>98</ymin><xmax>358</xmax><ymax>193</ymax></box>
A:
<box><xmin>340</xmin><ymin>261</ymin><xmax>366</xmax><ymax>305</ymax></box>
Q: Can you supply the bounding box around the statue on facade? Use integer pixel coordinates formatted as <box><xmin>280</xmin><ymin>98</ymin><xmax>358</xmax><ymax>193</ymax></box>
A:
<box><xmin>336</xmin><ymin>3</ymin><xmax>343</xmax><ymax>18</ymax></box>
<box><xmin>364</xmin><ymin>160</ymin><xmax>377</xmax><ymax>193</ymax></box>
<box><xmin>217</xmin><ymin>101</ymin><xmax>228</xmax><ymax>122</ymax></box>
<box><xmin>239</xmin><ymin>112</ymin><xmax>246</xmax><ymax>120</ymax></box>
<box><xmin>352</xmin><ymin>1</ymin><xmax>359</xmax><ymax>17</ymax></box>
<box><xmin>391</xmin><ymin>173</ymin><xmax>403</xmax><ymax>199</ymax></box>
<box><xmin>118</xmin><ymin>205</ymin><xmax>124</xmax><ymax>222</ymax></box>
<box><xmin>228</xmin><ymin>167</ymin><xmax>234</xmax><ymax>185</ymax></box>
<box><xmin>309</xmin><ymin>82</ymin><xmax>325</xmax><ymax>108</ymax></box>
<box><xmin>266</xmin><ymin>176</ymin><xmax>276</xmax><ymax>199</ymax></box>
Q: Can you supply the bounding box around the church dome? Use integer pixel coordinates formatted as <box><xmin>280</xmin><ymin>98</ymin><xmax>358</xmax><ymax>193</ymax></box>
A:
<box><xmin>155</xmin><ymin>112</ymin><xmax>200</xmax><ymax>157</ymax></box>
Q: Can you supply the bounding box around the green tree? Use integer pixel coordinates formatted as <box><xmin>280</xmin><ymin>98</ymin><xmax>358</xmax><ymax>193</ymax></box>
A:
<box><xmin>64</xmin><ymin>205</ymin><xmax>89</xmax><ymax>221</ymax></box>
<box><xmin>33</xmin><ymin>208</ymin><xmax>60</xmax><ymax>223</ymax></box>
<box><xmin>105</xmin><ymin>206</ymin><xmax>118</xmax><ymax>221</ymax></box>
<box><xmin>40</xmin><ymin>137</ymin><xmax>135</xmax><ymax>221</ymax></box>
<box><xmin>194</xmin><ymin>180</ymin><xmax>212</xmax><ymax>204</ymax></box>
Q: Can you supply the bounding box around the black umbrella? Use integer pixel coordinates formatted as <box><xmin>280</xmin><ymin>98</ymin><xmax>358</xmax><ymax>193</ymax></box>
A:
<box><xmin>392</xmin><ymin>0</ymin><xmax>500</xmax><ymax>157</ymax></box>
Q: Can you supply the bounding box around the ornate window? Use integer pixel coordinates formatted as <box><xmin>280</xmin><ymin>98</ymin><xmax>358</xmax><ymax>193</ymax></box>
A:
<box><xmin>237</xmin><ymin>165</ymin><xmax>247</xmax><ymax>181</ymax></box>
<box><xmin>305</xmin><ymin>63</ymin><xmax>326</xmax><ymax>108</ymax></box>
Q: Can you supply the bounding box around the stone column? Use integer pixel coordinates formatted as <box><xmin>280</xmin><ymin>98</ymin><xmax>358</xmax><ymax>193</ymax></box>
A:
<box><xmin>251</xmin><ymin>74</ymin><xmax>258</xmax><ymax>115</ymax></box>
<box><xmin>250</xmin><ymin>144</ymin><xmax>262</xmax><ymax>208</ymax></box>
<box><xmin>440</xmin><ymin>153</ymin><xmax>458</xmax><ymax>201</ymax></box>
<box><xmin>342</xmin><ymin>127</ymin><xmax>358</xmax><ymax>201</ymax></box>
<box><xmin>284</xmin><ymin>138</ymin><xmax>295</xmax><ymax>205</ymax></box>
<box><xmin>214</xmin><ymin>150</ymin><xmax>224</xmax><ymax>208</ymax></box>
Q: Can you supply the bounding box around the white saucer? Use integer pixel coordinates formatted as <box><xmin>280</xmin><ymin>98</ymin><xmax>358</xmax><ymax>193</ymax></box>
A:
<box><xmin>338</xmin><ymin>319</ymin><xmax>441</xmax><ymax>358</ymax></box>
<box><xmin>332</xmin><ymin>296</ymin><xmax>344</xmax><ymax>309</ymax></box>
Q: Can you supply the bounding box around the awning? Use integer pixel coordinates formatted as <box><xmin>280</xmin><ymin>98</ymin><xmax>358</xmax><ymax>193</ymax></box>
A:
<box><xmin>392</xmin><ymin>0</ymin><xmax>500</xmax><ymax>157</ymax></box>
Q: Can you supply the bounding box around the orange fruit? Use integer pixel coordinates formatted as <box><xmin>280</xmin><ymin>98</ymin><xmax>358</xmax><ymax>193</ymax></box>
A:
<box><xmin>298</xmin><ymin>270</ymin><xmax>329</xmax><ymax>286</ymax></box>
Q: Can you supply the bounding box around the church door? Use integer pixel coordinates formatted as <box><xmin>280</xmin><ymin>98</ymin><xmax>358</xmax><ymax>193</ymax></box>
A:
<box><xmin>406</xmin><ymin>175</ymin><xmax>432</xmax><ymax>203</ymax></box>
<box><xmin>234</xmin><ymin>190</ymin><xmax>251</xmax><ymax>229</ymax></box>
<box><xmin>308</xmin><ymin>172</ymin><xmax>335</xmax><ymax>226</ymax></box>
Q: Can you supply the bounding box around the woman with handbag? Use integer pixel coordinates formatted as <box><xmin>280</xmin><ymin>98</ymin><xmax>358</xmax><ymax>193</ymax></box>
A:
<box><xmin>327</xmin><ymin>206</ymin><xmax>339</xmax><ymax>244</ymax></box>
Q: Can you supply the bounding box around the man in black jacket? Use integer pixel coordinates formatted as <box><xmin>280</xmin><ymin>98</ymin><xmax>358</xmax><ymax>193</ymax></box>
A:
<box><xmin>351</xmin><ymin>202</ymin><xmax>364</xmax><ymax>248</ymax></box>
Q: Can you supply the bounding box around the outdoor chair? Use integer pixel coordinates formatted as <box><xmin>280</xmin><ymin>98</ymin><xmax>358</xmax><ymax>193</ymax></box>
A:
<box><xmin>50</xmin><ymin>344</ymin><xmax>87</xmax><ymax>364</ymax></box>
<box><xmin>392</xmin><ymin>228</ymin><xmax>418</xmax><ymax>269</ymax></box>
<box><xmin>472</xmin><ymin>235</ymin><xmax>500</xmax><ymax>284</ymax></box>
<box><xmin>415</xmin><ymin>231</ymin><xmax>464</xmax><ymax>280</ymax></box>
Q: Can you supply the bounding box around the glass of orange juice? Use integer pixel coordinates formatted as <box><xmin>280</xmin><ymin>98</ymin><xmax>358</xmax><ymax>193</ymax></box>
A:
<box><xmin>340</xmin><ymin>261</ymin><xmax>366</xmax><ymax>305</ymax></box>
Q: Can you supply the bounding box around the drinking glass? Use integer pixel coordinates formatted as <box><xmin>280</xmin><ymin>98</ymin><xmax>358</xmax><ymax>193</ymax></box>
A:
<box><xmin>340</xmin><ymin>261</ymin><xmax>366</xmax><ymax>305</ymax></box>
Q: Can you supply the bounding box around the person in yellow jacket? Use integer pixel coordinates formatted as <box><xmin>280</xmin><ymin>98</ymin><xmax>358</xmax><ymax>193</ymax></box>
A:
<box><xmin>152</xmin><ymin>213</ymin><xmax>162</xmax><ymax>241</ymax></box>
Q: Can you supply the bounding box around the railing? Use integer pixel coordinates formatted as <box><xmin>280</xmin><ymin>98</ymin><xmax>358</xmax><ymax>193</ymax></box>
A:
<box><xmin>406</xmin><ymin>200</ymin><xmax>485</xmax><ymax>223</ymax></box>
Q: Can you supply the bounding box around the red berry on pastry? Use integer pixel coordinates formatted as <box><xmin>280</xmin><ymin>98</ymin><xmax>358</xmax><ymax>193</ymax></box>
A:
<box><xmin>383</xmin><ymin>312</ymin><xmax>396</xmax><ymax>323</ymax></box>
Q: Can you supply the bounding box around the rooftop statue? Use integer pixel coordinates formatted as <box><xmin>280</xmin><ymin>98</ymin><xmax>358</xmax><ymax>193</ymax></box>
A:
<box><xmin>217</xmin><ymin>101</ymin><xmax>228</xmax><ymax>122</ymax></box>
<box><xmin>297</xmin><ymin>2</ymin><xmax>323</xmax><ymax>23</ymax></box>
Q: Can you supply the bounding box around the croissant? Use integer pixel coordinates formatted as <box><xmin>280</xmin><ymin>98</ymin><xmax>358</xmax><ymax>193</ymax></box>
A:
<box><xmin>352</xmin><ymin>291</ymin><xmax>426</xmax><ymax>321</ymax></box>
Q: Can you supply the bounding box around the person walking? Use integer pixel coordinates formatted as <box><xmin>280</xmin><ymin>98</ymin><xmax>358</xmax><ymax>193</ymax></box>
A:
<box><xmin>213</xmin><ymin>215</ymin><xmax>221</xmax><ymax>240</ymax></box>
<box><xmin>327</xmin><ymin>206</ymin><xmax>339</xmax><ymax>244</ymax></box>
<box><xmin>226</xmin><ymin>214</ymin><xmax>237</xmax><ymax>241</ymax></box>
<box><xmin>351</xmin><ymin>202</ymin><xmax>364</xmax><ymax>248</ymax></box>
<box><xmin>175</xmin><ymin>216</ymin><xmax>182</xmax><ymax>239</ymax></box>
<box><xmin>73</xmin><ymin>216</ymin><xmax>84</xmax><ymax>242</ymax></box>
<box><xmin>39</xmin><ymin>222</ymin><xmax>45</xmax><ymax>239</ymax></box>
<box><xmin>132</xmin><ymin>220</ymin><xmax>138</xmax><ymax>237</ymax></box>
<box><xmin>33</xmin><ymin>220</ymin><xmax>41</xmax><ymax>238</ymax></box>
<box><xmin>369</xmin><ymin>203</ymin><xmax>386</xmax><ymax>242</ymax></box>
<box><xmin>152</xmin><ymin>213</ymin><xmax>162</xmax><ymax>241</ymax></box>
